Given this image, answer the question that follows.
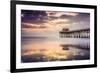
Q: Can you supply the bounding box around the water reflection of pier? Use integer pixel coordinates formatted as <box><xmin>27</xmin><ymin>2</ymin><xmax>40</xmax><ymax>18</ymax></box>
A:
<box><xmin>59</xmin><ymin>28</ymin><xmax>90</xmax><ymax>38</ymax></box>
<box><xmin>61</xmin><ymin>44</ymin><xmax>90</xmax><ymax>51</ymax></box>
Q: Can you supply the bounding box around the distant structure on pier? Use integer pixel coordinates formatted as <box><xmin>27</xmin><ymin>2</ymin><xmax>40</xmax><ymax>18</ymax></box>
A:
<box><xmin>59</xmin><ymin>28</ymin><xmax>90</xmax><ymax>38</ymax></box>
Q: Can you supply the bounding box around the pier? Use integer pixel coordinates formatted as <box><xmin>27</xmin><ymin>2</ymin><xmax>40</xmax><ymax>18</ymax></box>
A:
<box><xmin>59</xmin><ymin>28</ymin><xmax>90</xmax><ymax>38</ymax></box>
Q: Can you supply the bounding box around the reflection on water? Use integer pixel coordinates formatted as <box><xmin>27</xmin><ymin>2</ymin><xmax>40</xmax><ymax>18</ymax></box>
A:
<box><xmin>21</xmin><ymin>36</ymin><xmax>90</xmax><ymax>63</ymax></box>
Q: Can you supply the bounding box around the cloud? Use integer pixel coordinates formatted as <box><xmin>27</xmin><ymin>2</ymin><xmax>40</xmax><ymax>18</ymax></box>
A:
<box><xmin>22</xmin><ymin>23</ymin><xmax>47</xmax><ymax>29</ymax></box>
<box><xmin>48</xmin><ymin>19</ymin><xmax>70</xmax><ymax>25</ymax></box>
<box><xmin>46</xmin><ymin>11</ymin><xmax>78</xmax><ymax>17</ymax></box>
<box><xmin>72</xmin><ymin>13</ymin><xmax>90</xmax><ymax>25</ymax></box>
<box><xmin>21</xmin><ymin>10</ymin><xmax>48</xmax><ymax>24</ymax></box>
<box><xmin>21</xmin><ymin>10</ymin><xmax>90</xmax><ymax>30</ymax></box>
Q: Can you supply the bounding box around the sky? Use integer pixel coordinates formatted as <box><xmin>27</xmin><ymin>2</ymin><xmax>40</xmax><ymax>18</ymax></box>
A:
<box><xmin>21</xmin><ymin>10</ymin><xmax>90</xmax><ymax>37</ymax></box>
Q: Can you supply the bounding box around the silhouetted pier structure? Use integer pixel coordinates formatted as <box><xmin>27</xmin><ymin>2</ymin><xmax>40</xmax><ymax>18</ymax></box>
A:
<box><xmin>59</xmin><ymin>28</ymin><xmax>90</xmax><ymax>38</ymax></box>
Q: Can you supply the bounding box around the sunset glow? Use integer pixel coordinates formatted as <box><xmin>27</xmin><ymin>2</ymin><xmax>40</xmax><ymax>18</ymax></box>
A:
<box><xmin>21</xmin><ymin>10</ymin><xmax>90</xmax><ymax>63</ymax></box>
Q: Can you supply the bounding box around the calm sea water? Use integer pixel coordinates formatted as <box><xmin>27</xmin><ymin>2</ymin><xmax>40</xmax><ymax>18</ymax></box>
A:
<box><xmin>21</xmin><ymin>35</ymin><xmax>90</xmax><ymax>63</ymax></box>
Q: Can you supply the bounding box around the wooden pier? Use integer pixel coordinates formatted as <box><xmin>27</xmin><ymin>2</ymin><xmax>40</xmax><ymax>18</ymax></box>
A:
<box><xmin>59</xmin><ymin>28</ymin><xmax>90</xmax><ymax>38</ymax></box>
